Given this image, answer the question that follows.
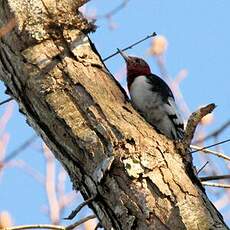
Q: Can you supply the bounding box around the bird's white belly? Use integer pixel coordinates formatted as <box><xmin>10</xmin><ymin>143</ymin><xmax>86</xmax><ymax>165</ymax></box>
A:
<box><xmin>130</xmin><ymin>76</ymin><xmax>162</xmax><ymax>117</ymax></box>
<box><xmin>129</xmin><ymin>76</ymin><xmax>173</xmax><ymax>137</ymax></box>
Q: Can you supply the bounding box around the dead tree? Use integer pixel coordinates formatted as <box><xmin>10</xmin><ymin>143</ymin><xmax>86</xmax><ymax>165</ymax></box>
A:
<box><xmin>0</xmin><ymin>0</ymin><xmax>228</xmax><ymax>229</ymax></box>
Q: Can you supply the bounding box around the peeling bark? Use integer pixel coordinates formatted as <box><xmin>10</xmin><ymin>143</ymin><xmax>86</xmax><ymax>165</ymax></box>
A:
<box><xmin>0</xmin><ymin>0</ymin><xmax>228</xmax><ymax>229</ymax></box>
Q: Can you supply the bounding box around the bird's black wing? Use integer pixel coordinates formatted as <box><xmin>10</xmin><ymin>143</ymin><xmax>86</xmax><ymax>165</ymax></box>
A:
<box><xmin>146</xmin><ymin>74</ymin><xmax>184</xmax><ymax>139</ymax></box>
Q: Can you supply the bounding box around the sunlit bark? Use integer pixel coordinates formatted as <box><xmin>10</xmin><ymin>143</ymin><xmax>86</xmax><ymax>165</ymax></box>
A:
<box><xmin>0</xmin><ymin>0</ymin><xmax>228</xmax><ymax>229</ymax></box>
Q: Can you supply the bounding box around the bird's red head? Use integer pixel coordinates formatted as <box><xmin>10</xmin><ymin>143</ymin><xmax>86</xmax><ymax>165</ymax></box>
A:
<box><xmin>118</xmin><ymin>49</ymin><xmax>151</xmax><ymax>88</ymax></box>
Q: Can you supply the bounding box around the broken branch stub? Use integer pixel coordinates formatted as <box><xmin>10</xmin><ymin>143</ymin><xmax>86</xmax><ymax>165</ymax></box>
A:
<box><xmin>183</xmin><ymin>103</ymin><xmax>216</xmax><ymax>151</ymax></box>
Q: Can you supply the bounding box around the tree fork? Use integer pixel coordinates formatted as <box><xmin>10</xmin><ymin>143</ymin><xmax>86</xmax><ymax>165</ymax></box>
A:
<box><xmin>0</xmin><ymin>0</ymin><xmax>228</xmax><ymax>229</ymax></box>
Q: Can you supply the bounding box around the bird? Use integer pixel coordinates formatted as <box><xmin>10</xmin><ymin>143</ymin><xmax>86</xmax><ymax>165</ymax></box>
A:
<box><xmin>118</xmin><ymin>49</ymin><xmax>184</xmax><ymax>140</ymax></box>
<box><xmin>117</xmin><ymin>50</ymin><xmax>208</xmax><ymax>192</ymax></box>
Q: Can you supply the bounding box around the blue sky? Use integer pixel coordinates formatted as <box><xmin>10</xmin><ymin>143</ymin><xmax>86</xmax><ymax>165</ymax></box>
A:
<box><xmin>0</xmin><ymin>0</ymin><xmax>230</xmax><ymax>228</ymax></box>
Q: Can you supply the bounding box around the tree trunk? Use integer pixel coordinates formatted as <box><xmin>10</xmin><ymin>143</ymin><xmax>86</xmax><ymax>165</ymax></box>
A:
<box><xmin>0</xmin><ymin>0</ymin><xmax>228</xmax><ymax>229</ymax></box>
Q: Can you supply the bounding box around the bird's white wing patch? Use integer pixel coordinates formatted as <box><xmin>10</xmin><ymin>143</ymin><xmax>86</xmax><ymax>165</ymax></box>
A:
<box><xmin>166</xmin><ymin>97</ymin><xmax>184</xmax><ymax>125</ymax></box>
<box><xmin>164</xmin><ymin>97</ymin><xmax>184</xmax><ymax>138</ymax></box>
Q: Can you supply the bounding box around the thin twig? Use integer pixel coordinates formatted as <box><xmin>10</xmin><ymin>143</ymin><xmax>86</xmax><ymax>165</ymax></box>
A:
<box><xmin>200</xmin><ymin>175</ymin><xmax>230</xmax><ymax>182</ymax></box>
<box><xmin>64</xmin><ymin>196</ymin><xmax>96</xmax><ymax>220</ymax></box>
<box><xmin>170</xmin><ymin>69</ymin><xmax>190</xmax><ymax>117</ymax></box>
<box><xmin>3</xmin><ymin>134</ymin><xmax>38</xmax><ymax>163</ymax></box>
<box><xmin>97</xmin><ymin>0</ymin><xmax>130</xmax><ymax>19</ymax></box>
<box><xmin>5</xmin><ymin>215</ymin><xmax>96</xmax><ymax>230</ymax></box>
<box><xmin>5</xmin><ymin>224</ymin><xmax>65</xmax><ymax>230</ymax></box>
<box><xmin>66</xmin><ymin>215</ymin><xmax>96</xmax><ymax>230</ymax></box>
<box><xmin>103</xmin><ymin>32</ymin><xmax>157</xmax><ymax>62</ymax></box>
<box><xmin>0</xmin><ymin>97</ymin><xmax>13</xmax><ymax>106</ymax></box>
<box><xmin>195</xmin><ymin>120</ymin><xmax>230</xmax><ymax>144</ymax></box>
<box><xmin>197</xmin><ymin>161</ymin><xmax>209</xmax><ymax>174</ymax></box>
<box><xmin>202</xmin><ymin>182</ymin><xmax>230</xmax><ymax>188</ymax></box>
<box><xmin>183</xmin><ymin>103</ymin><xmax>216</xmax><ymax>151</ymax></box>
<box><xmin>94</xmin><ymin>222</ymin><xmax>102</xmax><ymax>230</ymax></box>
<box><xmin>190</xmin><ymin>139</ymin><xmax>230</xmax><ymax>155</ymax></box>
<box><xmin>191</xmin><ymin>144</ymin><xmax>230</xmax><ymax>161</ymax></box>
<box><xmin>7</xmin><ymin>159</ymin><xmax>44</xmax><ymax>184</ymax></box>
<box><xmin>43</xmin><ymin>144</ymin><xmax>60</xmax><ymax>224</ymax></box>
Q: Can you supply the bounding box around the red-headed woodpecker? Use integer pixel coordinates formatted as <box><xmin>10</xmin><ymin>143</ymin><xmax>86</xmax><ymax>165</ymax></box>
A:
<box><xmin>117</xmin><ymin>50</ymin><xmax>209</xmax><ymax>192</ymax></box>
<box><xmin>118</xmin><ymin>49</ymin><xmax>184</xmax><ymax>140</ymax></box>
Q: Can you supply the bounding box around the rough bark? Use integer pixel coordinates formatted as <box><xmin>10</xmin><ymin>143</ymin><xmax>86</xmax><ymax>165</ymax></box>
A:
<box><xmin>0</xmin><ymin>0</ymin><xmax>228</xmax><ymax>229</ymax></box>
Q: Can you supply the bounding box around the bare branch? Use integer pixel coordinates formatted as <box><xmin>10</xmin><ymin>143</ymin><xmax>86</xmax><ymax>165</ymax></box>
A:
<box><xmin>0</xmin><ymin>102</ymin><xmax>13</xmax><ymax>169</ymax></box>
<box><xmin>183</xmin><ymin>103</ymin><xmax>216</xmax><ymax>150</ymax></box>
<box><xmin>190</xmin><ymin>141</ymin><xmax>230</xmax><ymax>160</ymax></box>
<box><xmin>6</xmin><ymin>160</ymin><xmax>44</xmax><ymax>184</ymax></box>
<box><xmin>2</xmin><ymin>134</ymin><xmax>37</xmax><ymax>164</ymax></box>
<box><xmin>202</xmin><ymin>182</ymin><xmax>230</xmax><ymax>189</ymax></box>
<box><xmin>44</xmin><ymin>144</ymin><xmax>60</xmax><ymax>224</ymax></box>
<box><xmin>97</xmin><ymin>0</ymin><xmax>130</xmax><ymax>19</ymax></box>
<box><xmin>103</xmin><ymin>32</ymin><xmax>157</xmax><ymax>61</ymax></box>
<box><xmin>5</xmin><ymin>216</ymin><xmax>96</xmax><ymax>230</ymax></box>
<box><xmin>196</xmin><ymin>120</ymin><xmax>230</xmax><ymax>144</ymax></box>
<box><xmin>64</xmin><ymin>196</ymin><xmax>96</xmax><ymax>220</ymax></box>
<box><xmin>200</xmin><ymin>175</ymin><xmax>230</xmax><ymax>182</ymax></box>
<box><xmin>0</xmin><ymin>97</ymin><xmax>13</xmax><ymax>106</ymax></box>
<box><xmin>197</xmin><ymin>161</ymin><xmax>209</xmax><ymax>174</ymax></box>
<box><xmin>65</xmin><ymin>215</ymin><xmax>96</xmax><ymax>230</ymax></box>
<box><xmin>94</xmin><ymin>222</ymin><xmax>102</xmax><ymax>230</ymax></box>
<box><xmin>5</xmin><ymin>224</ymin><xmax>65</xmax><ymax>230</ymax></box>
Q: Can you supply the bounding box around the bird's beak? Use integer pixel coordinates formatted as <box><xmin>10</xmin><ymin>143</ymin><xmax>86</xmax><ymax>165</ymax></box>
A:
<box><xmin>117</xmin><ymin>49</ymin><xmax>130</xmax><ymax>62</ymax></box>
